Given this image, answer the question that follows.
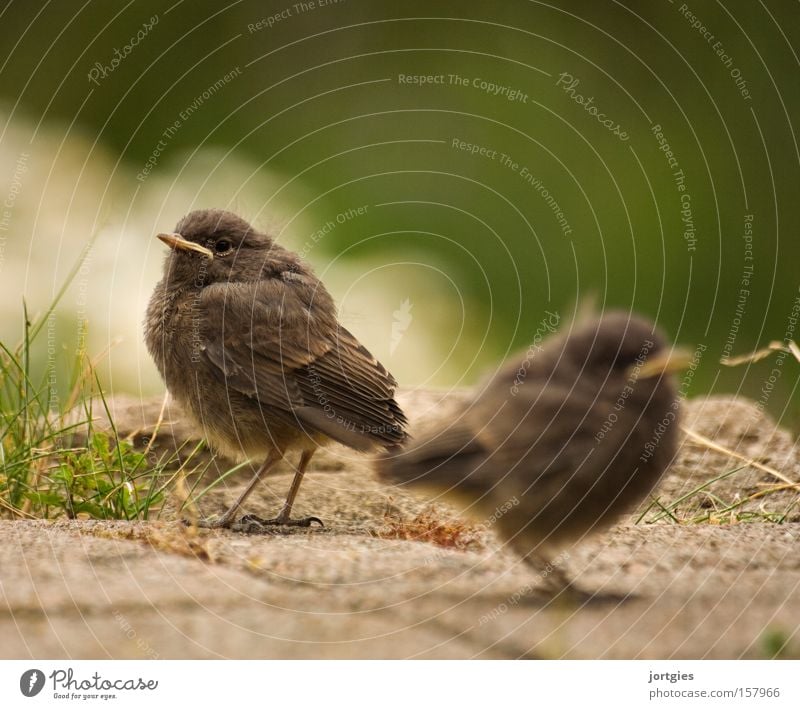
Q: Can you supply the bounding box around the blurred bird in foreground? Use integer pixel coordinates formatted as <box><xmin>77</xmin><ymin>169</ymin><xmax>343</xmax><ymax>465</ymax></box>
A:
<box><xmin>145</xmin><ymin>209</ymin><xmax>407</xmax><ymax>529</ymax></box>
<box><xmin>377</xmin><ymin>311</ymin><xmax>690</xmax><ymax>593</ymax></box>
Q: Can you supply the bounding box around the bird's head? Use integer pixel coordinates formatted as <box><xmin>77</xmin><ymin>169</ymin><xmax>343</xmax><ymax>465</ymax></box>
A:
<box><xmin>156</xmin><ymin>209</ymin><xmax>279</xmax><ymax>288</ymax></box>
<box><xmin>560</xmin><ymin>311</ymin><xmax>692</xmax><ymax>398</ymax></box>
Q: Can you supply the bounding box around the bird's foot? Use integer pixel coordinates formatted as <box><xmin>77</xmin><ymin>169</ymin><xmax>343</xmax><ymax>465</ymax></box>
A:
<box><xmin>232</xmin><ymin>514</ymin><xmax>324</xmax><ymax>533</ymax></box>
<box><xmin>521</xmin><ymin>570</ymin><xmax>631</xmax><ymax>606</ymax></box>
<box><xmin>533</xmin><ymin>580</ymin><xmax>632</xmax><ymax>606</ymax></box>
<box><xmin>520</xmin><ymin>552</ymin><xmax>591</xmax><ymax>603</ymax></box>
<box><xmin>541</xmin><ymin>580</ymin><xmax>593</xmax><ymax>604</ymax></box>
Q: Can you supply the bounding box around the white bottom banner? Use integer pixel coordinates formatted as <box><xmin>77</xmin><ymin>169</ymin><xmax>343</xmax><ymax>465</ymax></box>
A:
<box><xmin>0</xmin><ymin>660</ymin><xmax>798</xmax><ymax>708</ymax></box>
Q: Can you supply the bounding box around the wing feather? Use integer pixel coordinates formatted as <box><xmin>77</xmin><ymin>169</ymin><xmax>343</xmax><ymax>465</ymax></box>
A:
<box><xmin>200</xmin><ymin>275</ymin><xmax>407</xmax><ymax>450</ymax></box>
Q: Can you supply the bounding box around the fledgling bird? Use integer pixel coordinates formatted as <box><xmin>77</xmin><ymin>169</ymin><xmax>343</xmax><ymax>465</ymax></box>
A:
<box><xmin>377</xmin><ymin>311</ymin><xmax>689</xmax><ymax>590</ymax></box>
<box><xmin>145</xmin><ymin>209</ymin><xmax>407</xmax><ymax>529</ymax></box>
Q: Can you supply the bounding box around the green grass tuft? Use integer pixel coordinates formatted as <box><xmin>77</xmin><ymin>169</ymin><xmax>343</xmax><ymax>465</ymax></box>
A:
<box><xmin>0</xmin><ymin>250</ymin><xmax>212</xmax><ymax>521</ymax></box>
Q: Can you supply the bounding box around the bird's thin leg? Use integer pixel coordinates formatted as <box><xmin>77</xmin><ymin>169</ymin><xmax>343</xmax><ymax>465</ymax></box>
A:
<box><xmin>524</xmin><ymin>551</ymin><xmax>583</xmax><ymax>600</ymax></box>
<box><xmin>238</xmin><ymin>449</ymin><xmax>323</xmax><ymax>529</ymax></box>
<box><xmin>522</xmin><ymin>551</ymin><xmax>630</xmax><ymax>605</ymax></box>
<box><xmin>277</xmin><ymin>449</ymin><xmax>314</xmax><ymax>521</ymax></box>
<box><xmin>190</xmin><ymin>450</ymin><xmax>283</xmax><ymax>529</ymax></box>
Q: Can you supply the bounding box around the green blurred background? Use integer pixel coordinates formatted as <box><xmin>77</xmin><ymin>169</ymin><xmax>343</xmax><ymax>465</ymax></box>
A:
<box><xmin>0</xmin><ymin>0</ymin><xmax>798</xmax><ymax>428</ymax></box>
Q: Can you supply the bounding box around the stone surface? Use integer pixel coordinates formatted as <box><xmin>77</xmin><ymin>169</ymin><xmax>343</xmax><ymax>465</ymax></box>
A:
<box><xmin>640</xmin><ymin>395</ymin><xmax>800</xmax><ymax>523</ymax></box>
<box><xmin>2</xmin><ymin>393</ymin><xmax>799</xmax><ymax>659</ymax></box>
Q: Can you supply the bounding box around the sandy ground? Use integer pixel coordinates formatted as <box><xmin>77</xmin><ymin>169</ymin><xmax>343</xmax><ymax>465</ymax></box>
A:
<box><xmin>1</xmin><ymin>393</ymin><xmax>799</xmax><ymax>659</ymax></box>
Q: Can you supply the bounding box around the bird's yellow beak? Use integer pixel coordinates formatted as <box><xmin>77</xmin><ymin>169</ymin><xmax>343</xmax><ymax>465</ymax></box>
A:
<box><xmin>157</xmin><ymin>233</ymin><xmax>214</xmax><ymax>260</ymax></box>
<box><xmin>633</xmin><ymin>347</ymin><xmax>694</xmax><ymax>380</ymax></box>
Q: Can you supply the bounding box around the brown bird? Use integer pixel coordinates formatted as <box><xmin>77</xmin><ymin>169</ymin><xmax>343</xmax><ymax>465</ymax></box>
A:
<box><xmin>377</xmin><ymin>311</ymin><xmax>689</xmax><ymax>590</ymax></box>
<box><xmin>145</xmin><ymin>209</ymin><xmax>407</xmax><ymax>529</ymax></box>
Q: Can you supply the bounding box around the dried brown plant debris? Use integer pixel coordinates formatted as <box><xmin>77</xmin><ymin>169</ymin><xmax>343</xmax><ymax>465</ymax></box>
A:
<box><xmin>374</xmin><ymin>506</ymin><xmax>485</xmax><ymax>549</ymax></box>
<box><xmin>87</xmin><ymin>522</ymin><xmax>216</xmax><ymax>561</ymax></box>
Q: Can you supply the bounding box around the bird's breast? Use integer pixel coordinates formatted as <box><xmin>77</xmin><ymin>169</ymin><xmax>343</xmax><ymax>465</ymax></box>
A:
<box><xmin>145</xmin><ymin>284</ymin><xmax>205</xmax><ymax>379</ymax></box>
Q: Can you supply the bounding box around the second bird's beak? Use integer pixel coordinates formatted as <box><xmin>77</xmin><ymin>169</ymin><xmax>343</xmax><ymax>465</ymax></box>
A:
<box><xmin>633</xmin><ymin>348</ymin><xmax>694</xmax><ymax>380</ymax></box>
<box><xmin>157</xmin><ymin>233</ymin><xmax>214</xmax><ymax>260</ymax></box>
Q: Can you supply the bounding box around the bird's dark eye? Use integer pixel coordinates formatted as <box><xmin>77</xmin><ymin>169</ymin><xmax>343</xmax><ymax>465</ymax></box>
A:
<box><xmin>214</xmin><ymin>239</ymin><xmax>233</xmax><ymax>255</ymax></box>
<box><xmin>614</xmin><ymin>354</ymin><xmax>634</xmax><ymax>369</ymax></box>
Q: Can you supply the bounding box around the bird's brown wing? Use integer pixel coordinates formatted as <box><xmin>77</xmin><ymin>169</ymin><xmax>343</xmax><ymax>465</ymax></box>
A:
<box><xmin>200</xmin><ymin>276</ymin><xmax>407</xmax><ymax>451</ymax></box>
<box><xmin>378</xmin><ymin>382</ymin><xmax>604</xmax><ymax>493</ymax></box>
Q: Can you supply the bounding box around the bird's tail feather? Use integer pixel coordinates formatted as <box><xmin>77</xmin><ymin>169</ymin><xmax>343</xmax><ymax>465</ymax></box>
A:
<box><xmin>375</xmin><ymin>423</ymin><xmax>487</xmax><ymax>488</ymax></box>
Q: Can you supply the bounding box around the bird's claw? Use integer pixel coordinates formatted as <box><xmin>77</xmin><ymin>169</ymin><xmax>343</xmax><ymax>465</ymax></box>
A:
<box><xmin>235</xmin><ymin>514</ymin><xmax>324</xmax><ymax>532</ymax></box>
